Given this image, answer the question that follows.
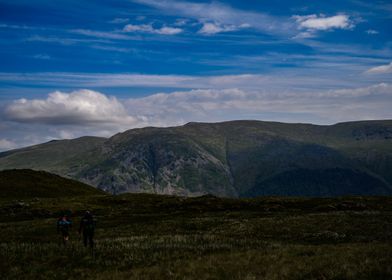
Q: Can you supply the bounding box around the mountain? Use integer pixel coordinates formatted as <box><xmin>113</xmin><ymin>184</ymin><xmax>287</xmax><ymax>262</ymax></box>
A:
<box><xmin>1</xmin><ymin>120</ymin><xmax>392</xmax><ymax>197</ymax></box>
<box><xmin>0</xmin><ymin>169</ymin><xmax>104</xmax><ymax>199</ymax></box>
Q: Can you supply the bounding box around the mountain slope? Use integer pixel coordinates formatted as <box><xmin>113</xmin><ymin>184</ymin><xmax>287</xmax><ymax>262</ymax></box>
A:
<box><xmin>0</xmin><ymin>136</ymin><xmax>106</xmax><ymax>175</ymax></box>
<box><xmin>0</xmin><ymin>169</ymin><xmax>104</xmax><ymax>199</ymax></box>
<box><xmin>0</xmin><ymin>120</ymin><xmax>392</xmax><ymax>197</ymax></box>
<box><xmin>243</xmin><ymin>168</ymin><xmax>391</xmax><ymax>197</ymax></box>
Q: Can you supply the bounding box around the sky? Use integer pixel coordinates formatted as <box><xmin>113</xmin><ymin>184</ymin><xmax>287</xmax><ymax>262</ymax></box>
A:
<box><xmin>0</xmin><ymin>0</ymin><xmax>391</xmax><ymax>151</ymax></box>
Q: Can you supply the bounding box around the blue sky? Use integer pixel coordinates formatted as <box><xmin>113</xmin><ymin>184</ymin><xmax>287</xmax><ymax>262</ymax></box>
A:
<box><xmin>0</xmin><ymin>0</ymin><xmax>391</xmax><ymax>150</ymax></box>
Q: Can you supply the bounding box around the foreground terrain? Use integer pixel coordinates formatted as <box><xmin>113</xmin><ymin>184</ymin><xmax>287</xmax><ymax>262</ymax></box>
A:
<box><xmin>1</xmin><ymin>171</ymin><xmax>391</xmax><ymax>279</ymax></box>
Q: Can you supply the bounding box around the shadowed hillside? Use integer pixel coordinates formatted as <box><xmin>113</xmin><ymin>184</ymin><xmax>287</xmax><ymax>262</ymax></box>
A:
<box><xmin>1</xmin><ymin>120</ymin><xmax>392</xmax><ymax>197</ymax></box>
<box><xmin>0</xmin><ymin>169</ymin><xmax>104</xmax><ymax>199</ymax></box>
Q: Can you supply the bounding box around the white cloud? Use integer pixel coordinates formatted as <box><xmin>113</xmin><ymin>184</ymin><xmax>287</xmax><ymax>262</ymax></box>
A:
<box><xmin>293</xmin><ymin>14</ymin><xmax>353</xmax><ymax>31</ymax></box>
<box><xmin>58</xmin><ymin>130</ymin><xmax>76</xmax><ymax>139</ymax></box>
<box><xmin>366</xmin><ymin>62</ymin><xmax>392</xmax><ymax>74</ymax></box>
<box><xmin>174</xmin><ymin>18</ymin><xmax>189</xmax><ymax>27</ymax></box>
<box><xmin>33</xmin><ymin>54</ymin><xmax>51</xmax><ymax>60</ymax></box>
<box><xmin>5</xmin><ymin>84</ymin><xmax>391</xmax><ymax>129</ymax></box>
<box><xmin>0</xmin><ymin>139</ymin><xmax>17</xmax><ymax>151</ymax></box>
<box><xmin>0</xmin><ymin>73</ymin><xmax>271</xmax><ymax>89</ymax></box>
<box><xmin>92</xmin><ymin>45</ymin><xmax>134</xmax><ymax>53</ymax></box>
<box><xmin>133</xmin><ymin>0</ymin><xmax>292</xmax><ymax>36</ymax></box>
<box><xmin>198</xmin><ymin>22</ymin><xmax>249</xmax><ymax>35</ymax></box>
<box><xmin>123</xmin><ymin>24</ymin><xmax>152</xmax><ymax>32</ymax></box>
<box><xmin>366</xmin><ymin>29</ymin><xmax>379</xmax><ymax>35</ymax></box>
<box><xmin>2</xmin><ymin>84</ymin><xmax>391</xmax><ymax>149</ymax></box>
<box><xmin>158</xmin><ymin>26</ymin><xmax>183</xmax><ymax>35</ymax></box>
<box><xmin>323</xmin><ymin>82</ymin><xmax>391</xmax><ymax>97</ymax></box>
<box><xmin>123</xmin><ymin>83</ymin><xmax>392</xmax><ymax>126</ymax></box>
<box><xmin>292</xmin><ymin>31</ymin><xmax>317</xmax><ymax>39</ymax></box>
<box><xmin>123</xmin><ymin>24</ymin><xmax>153</xmax><ymax>33</ymax></box>
<box><xmin>5</xmin><ymin>89</ymin><xmax>138</xmax><ymax>126</ymax></box>
<box><xmin>0</xmin><ymin>24</ymin><xmax>46</xmax><ymax>30</ymax></box>
<box><xmin>123</xmin><ymin>24</ymin><xmax>182</xmax><ymax>35</ymax></box>
<box><xmin>109</xmin><ymin>18</ymin><xmax>129</xmax><ymax>24</ymax></box>
<box><xmin>70</xmin><ymin>29</ymin><xmax>135</xmax><ymax>40</ymax></box>
<box><xmin>26</xmin><ymin>35</ymin><xmax>103</xmax><ymax>45</ymax></box>
<box><xmin>0</xmin><ymin>71</ymin><xmax>387</xmax><ymax>93</ymax></box>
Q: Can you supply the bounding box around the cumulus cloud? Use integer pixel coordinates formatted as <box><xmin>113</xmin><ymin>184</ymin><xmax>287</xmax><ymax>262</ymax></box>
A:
<box><xmin>123</xmin><ymin>24</ymin><xmax>182</xmax><ymax>35</ymax></box>
<box><xmin>366</xmin><ymin>62</ymin><xmax>392</xmax><ymax>74</ymax></box>
<box><xmin>293</xmin><ymin>14</ymin><xmax>353</xmax><ymax>31</ymax></box>
<box><xmin>2</xmin><ymin>84</ymin><xmax>392</xmax><ymax>150</ymax></box>
<box><xmin>124</xmin><ymin>83</ymin><xmax>392</xmax><ymax>126</ymax></box>
<box><xmin>5</xmin><ymin>89</ymin><xmax>138</xmax><ymax>126</ymax></box>
<box><xmin>5</xmin><ymin>84</ymin><xmax>391</xmax><ymax>129</ymax></box>
<box><xmin>293</xmin><ymin>14</ymin><xmax>353</xmax><ymax>38</ymax></box>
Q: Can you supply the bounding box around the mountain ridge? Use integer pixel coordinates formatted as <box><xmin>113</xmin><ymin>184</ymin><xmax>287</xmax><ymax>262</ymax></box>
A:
<box><xmin>1</xmin><ymin>119</ymin><xmax>392</xmax><ymax>197</ymax></box>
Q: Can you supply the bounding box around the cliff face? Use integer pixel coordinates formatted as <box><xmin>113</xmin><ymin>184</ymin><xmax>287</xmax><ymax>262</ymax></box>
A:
<box><xmin>80</xmin><ymin>129</ymin><xmax>235</xmax><ymax>196</ymax></box>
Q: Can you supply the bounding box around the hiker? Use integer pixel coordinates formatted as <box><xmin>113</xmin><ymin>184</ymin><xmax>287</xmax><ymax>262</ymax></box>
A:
<box><xmin>57</xmin><ymin>214</ymin><xmax>72</xmax><ymax>246</ymax></box>
<box><xmin>79</xmin><ymin>211</ymin><xmax>96</xmax><ymax>248</ymax></box>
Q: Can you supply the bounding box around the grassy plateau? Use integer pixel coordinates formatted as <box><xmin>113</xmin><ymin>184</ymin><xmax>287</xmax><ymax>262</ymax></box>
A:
<box><xmin>1</xmin><ymin>170</ymin><xmax>392</xmax><ymax>280</ymax></box>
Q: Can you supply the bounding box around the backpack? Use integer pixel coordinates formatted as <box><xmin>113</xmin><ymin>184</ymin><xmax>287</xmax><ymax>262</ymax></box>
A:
<box><xmin>83</xmin><ymin>217</ymin><xmax>95</xmax><ymax>231</ymax></box>
<box><xmin>58</xmin><ymin>219</ymin><xmax>71</xmax><ymax>231</ymax></box>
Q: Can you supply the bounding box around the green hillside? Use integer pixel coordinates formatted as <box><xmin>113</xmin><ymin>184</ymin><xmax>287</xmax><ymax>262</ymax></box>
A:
<box><xmin>1</xmin><ymin>120</ymin><xmax>392</xmax><ymax>197</ymax></box>
<box><xmin>0</xmin><ymin>136</ymin><xmax>106</xmax><ymax>175</ymax></box>
<box><xmin>0</xmin><ymin>169</ymin><xmax>104</xmax><ymax>199</ymax></box>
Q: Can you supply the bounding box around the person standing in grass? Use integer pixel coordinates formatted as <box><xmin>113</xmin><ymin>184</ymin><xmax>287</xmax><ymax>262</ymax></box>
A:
<box><xmin>57</xmin><ymin>214</ymin><xmax>72</xmax><ymax>246</ymax></box>
<box><xmin>79</xmin><ymin>211</ymin><xmax>96</xmax><ymax>248</ymax></box>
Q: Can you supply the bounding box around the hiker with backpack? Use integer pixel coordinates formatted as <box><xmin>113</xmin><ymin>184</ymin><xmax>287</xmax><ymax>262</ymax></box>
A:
<box><xmin>57</xmin><ymin>214</ymin><xmax>72</xmax><ymax>246</ymax></box>
<box><xmin>79</xmin><ymin>211</ymin><xmax>96</xmax><ymax>248</ymax></box>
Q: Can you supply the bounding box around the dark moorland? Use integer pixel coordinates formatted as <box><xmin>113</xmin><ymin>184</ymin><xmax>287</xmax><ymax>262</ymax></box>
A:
<box><xmin>1</xmin><ymin>170</ymin><xmax>391</xmax><ymax>279</ymax></box>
